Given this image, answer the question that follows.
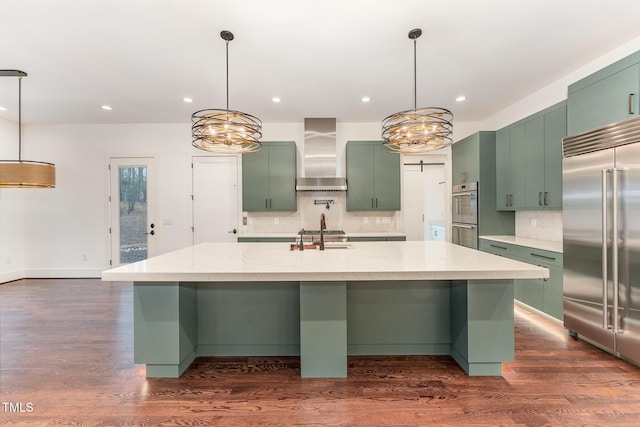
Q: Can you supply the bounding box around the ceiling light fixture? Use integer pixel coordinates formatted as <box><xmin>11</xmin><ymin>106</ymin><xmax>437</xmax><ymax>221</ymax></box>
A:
<box><xmin>0</xmin><ymin>70</ymin><xmax>55</xmax><ymax>188</ymax></box>
<box><xmin>456</xmin><ymin>95</ymin><xmax>466</xmax><ymax>102</ymax></box>
<box><xmin>191</xmin><ymin>30</ymin><xmax>262</xmax><ymax>153</ymax></box>
<box><xmin>361</xmin><ymin>96</ymin><xmax>371</xmax><ymax>103</ymax></box>
<box><xmin>381</xmin><ymin>28</ymin><xmax>453</xmax><ymax>153</ymax></box>
<box><xmin>101</xmin><ymin>105</ymin><xmax>112</xmax><ymax>111</ymax></box>
<box><xmin>183</xmin><ymin>97</ymin><xmax>193</xmax><ymax>103</ymax></box>
<box><xmin>272</xmin><ymin>97</ymin><xmax>281</xmax><ymax>103</ymax></box>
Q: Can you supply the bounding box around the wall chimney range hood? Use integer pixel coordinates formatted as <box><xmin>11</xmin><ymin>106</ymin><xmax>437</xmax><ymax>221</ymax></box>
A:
<box><xmin>296</xmin><ymin>118</ymin><xmax>347</xmax><ymax>191</ymax></box>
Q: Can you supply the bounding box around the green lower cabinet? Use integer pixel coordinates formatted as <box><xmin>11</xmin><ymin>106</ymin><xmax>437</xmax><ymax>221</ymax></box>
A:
<box><xmin>542</xmin><ymin>264</ymin><xmax>564</xmax><ymax>320</ymax></box>
<box><xmin>513</xmin><ymin>278</ymin><xmax>524</xmax><ymax>302</ymax></box>
<box><xmin>479</xmin><ymin>239</ymin><xmax>563</xmax><ymax>321</ymax></box>
<box><xmin>522</xmin><ymin>278</ymin><xmax>544</xmax><ymax>312</ymax></box>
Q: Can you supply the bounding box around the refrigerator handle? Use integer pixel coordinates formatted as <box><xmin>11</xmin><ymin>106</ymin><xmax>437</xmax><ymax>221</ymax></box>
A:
<box><xmin>612</xmin><ymin>168</ymin><xmax>620</xmax><ymax>333</ymax></box>
<box><xmin>602</xmin><ymin>169</ymin><xmax>609</xmax><ymax>329</ymax></box>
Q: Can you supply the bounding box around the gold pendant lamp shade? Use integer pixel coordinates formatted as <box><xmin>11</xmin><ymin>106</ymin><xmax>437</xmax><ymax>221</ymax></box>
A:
<box><xmin>191</xmin><ymin>31</ymin><xmax>262</xmax><ymax>153</ymax></box>
<box><xmin>381</xmin><ymin>29</ymin><xmax>453</xmax><ymax>153</ymax></box>
<box><xmin>0</xmin><ymin>70</ymin><xmax>56</xmax><ymax>188</ymax></box>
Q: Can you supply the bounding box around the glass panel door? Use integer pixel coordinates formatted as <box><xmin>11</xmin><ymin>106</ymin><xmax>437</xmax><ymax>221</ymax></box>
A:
<box><xmin>109</xmin><ymin>157</ymin><xmax>156</xmax><ymax>267</ymax></box>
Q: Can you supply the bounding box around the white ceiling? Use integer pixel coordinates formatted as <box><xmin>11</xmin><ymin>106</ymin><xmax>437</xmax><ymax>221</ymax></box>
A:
<box><xmin>2</xmin><ymin>0</ymin><xmax>640</xmax><ymax>126</ymax></box>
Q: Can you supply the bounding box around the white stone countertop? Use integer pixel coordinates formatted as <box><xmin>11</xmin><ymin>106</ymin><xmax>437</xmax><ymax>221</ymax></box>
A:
<box><xmin>102</xmin><ymin>241</ymin><xmax>548</xmax><ymax>283</ymax></box>
<box><xmin>480</xmin><ymin>235</ymin><xmax>563</xmax><ymax>254</ymax></box>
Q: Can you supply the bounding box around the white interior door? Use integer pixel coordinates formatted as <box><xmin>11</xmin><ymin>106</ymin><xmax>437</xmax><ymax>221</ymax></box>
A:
<box><xmin>192</xmin><ymin>156</ymin><xmax>238</xmax><ymax>243</ymax></box>
<box><xmin>109</xmin><ymin>157</ymin><xmax>156</xmax><ymax>267</ymax></box>
<box><xmin>403</xmin><ymin>162</ymin><xmax>446</xmax><ymax>241</ymax></box>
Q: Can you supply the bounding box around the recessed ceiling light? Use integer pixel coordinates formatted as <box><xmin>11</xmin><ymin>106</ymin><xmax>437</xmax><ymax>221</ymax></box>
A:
<box><xmin>272</xmin><ymin>97</ymin><xmax>281</xmax><ymax>103</ymax></box>
<box><xmin>0</xmin><ymin>106</ymin><xmax>6</xmax><ymax>111</ymax></box>
<box><xmin>456</xmin><ymin>95</ymin><xmax>467</xmax><ymax>102</ymax></box>
<box><xmin>101</xmin><ymin>105</ymin><xmax>112</xmax><ymax>111</ymax></box>
<box><xmin>183</xmin><ymin>97</ymin><xmax>193</xmax><ymax>103</ymax></box>
<box><xmin>361</xmin><ymin>96</ymin><xmax>371</xmax><ymax>103</ymax></box>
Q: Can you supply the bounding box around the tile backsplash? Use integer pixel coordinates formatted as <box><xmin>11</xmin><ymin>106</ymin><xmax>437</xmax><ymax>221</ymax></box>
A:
<box><xmin>515</xmin><ymin>210</ymin><xmax>563</xmax><ymax>242</ymax></box>
<box><xmin>242</xmin><ymin>192</ymin><xmax>400</xmax><ymax>234</ymax></box>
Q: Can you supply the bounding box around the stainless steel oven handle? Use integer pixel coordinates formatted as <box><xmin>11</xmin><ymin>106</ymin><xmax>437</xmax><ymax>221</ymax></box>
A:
<box><xmin>453</xmin><ymin>192</ymin><xmax>474</xmax><ymax>197</ymax></box>
<box><xmin>452</xmin><ymin>223</ymin><xmax>476</xmax><ymax>229</ymax></box>
<box><xmin>602</xmin><ymin>169</ymin><xmax>609</xmax><ymax>329</ymax></box>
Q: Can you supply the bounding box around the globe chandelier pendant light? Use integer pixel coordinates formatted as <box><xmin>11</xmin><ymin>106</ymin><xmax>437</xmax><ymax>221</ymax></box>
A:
<box><xmin>192</xmin><ymin>30</ymin><xmax>262</xmax><ymax>153</ymax></box>
<box><xmin>0</xmin><ymin>70</ymin><xmax>56</xmax><ymax>188</ymax></box>
<box><xmin>381</xmin><ymin>28</ymin><xmax>453</xmax><ymax>153</ymax></box>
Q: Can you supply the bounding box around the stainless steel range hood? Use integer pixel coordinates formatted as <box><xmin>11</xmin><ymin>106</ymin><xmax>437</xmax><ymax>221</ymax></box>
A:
<box><xmin>296</xmin><ymin>118</ymin><xmax>347</xmax><ymax>191</ymax></box>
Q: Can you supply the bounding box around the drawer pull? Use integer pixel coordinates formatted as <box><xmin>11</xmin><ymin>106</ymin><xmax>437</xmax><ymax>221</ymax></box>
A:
<box><xmin>490</xmin><ymin>244</ymin><xmax>508</xmax><ymax>250</ymax></box>
<box><xmin>629</xmin><ymin>93</ymin><xmax>635</xmax><ymax>115</ymax></box>
<box><xmin>530</xmin><ymin>252</ymin><xmax>556</xmax><ymax>261</ymax></box>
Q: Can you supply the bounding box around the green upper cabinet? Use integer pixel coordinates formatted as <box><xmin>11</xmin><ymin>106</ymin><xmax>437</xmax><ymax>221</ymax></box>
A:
<box><xmin>451</xmin><ymin>134</ymin><xmax>480</xmax><ymax>185</ymax></box>
<box><xmin>568</xmin><ymin>51</ymin><xmax>640</xmax><ymax>135</ymax></box>
<box><xmin>242</xmin><ymin>141</ymin><xmax>297</xmax><ymax>212</ymax></box>
<box><xmin>524</xmin><ymin>116</ymin><xmax>545</xmax><ymax>208</ymax></box>
<box><xmin>496</xmin><ymin>102</ymin><xmax>566</xmax><ymax>211</ymax></box>
<box><xmin>495</xmin><ymin>129</ymin><xmax>511</xmax><ymax>210</ymax></box>
<box><xmin>495</xmin><ymin>124</ymin><xmax>526</xmax><ymax>210</ymax></box>
<box><xmin>346</xmin><ymin>141</ymin><xmax>400</xmax><ymax>211</ymax></box>
<box><xmin>542</xmin><ymin>106</ymin><xmax>566</xmax><ymax>209</ymax></box>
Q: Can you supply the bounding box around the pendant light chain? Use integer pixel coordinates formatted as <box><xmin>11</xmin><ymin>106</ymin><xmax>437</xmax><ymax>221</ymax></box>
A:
<box><xmin>413</xmin><ymin>36</ymin><xmax>417</xmax><ymax>111</ymax></box>
<box><xmin>18</xmin><ymin>75</ymin><xmax>22</xmax><ymax>161</ymax></box>
<box><xmin>225</xmin><ymin>38</ymin><xmax>229</xmax><ymax>111</ymax></box>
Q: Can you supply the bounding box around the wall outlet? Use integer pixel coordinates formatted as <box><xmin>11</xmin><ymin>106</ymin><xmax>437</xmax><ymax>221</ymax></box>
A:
<box><xmin>382</xmin><ymin>217</ymin><xmax>391</xmax><ymax>224</ymax></box>
<box><xmin>242</xmin><ymin>217</ymin><xmax>247</xmax><ymax>225</ymax></box>
<box><xmin>363</xmin><ymin>217</ymin><xmax>369</xmax><ymax>224</ymax></box>
<box><xmin>274</xmin><ymin>217</ymin><xmax>279</xmax><ymax>225</ymax></box>
<box><xmin>530</xmin><ymin>218</ymin><xmax>537</xmax><ymax>228</ymax></box>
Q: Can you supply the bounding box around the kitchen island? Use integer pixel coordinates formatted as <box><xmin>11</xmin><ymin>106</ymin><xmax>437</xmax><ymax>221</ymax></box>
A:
<box><xmin>101</xmin><ymin>241</ymin><xmax>548</xmax><ymax>378</ymax></box>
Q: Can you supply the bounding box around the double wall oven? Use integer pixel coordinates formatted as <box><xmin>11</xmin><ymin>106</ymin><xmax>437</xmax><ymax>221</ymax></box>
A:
<box><xmin>451</xmin><ymin>182</ymin><xmax>478</xmax><ymax>249</ymax></box>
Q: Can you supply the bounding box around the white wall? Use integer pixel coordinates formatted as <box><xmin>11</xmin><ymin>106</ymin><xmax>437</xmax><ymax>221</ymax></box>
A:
<box><xmin>0</xmin><ymin>117</ymin><xmax>26</xmax><ymax>282</ymax></box>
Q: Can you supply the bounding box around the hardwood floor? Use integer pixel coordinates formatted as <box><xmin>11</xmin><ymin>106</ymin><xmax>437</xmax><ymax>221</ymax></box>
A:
<box><xmin>1</xmin><ymin>278</ymin><xmax>639</xmax><ymax>426</ymax></box>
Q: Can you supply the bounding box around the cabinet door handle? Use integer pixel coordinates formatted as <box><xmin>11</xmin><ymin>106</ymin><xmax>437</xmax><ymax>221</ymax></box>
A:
<box><xmin>505</xmin><ymin>194</ymin><xmax>508</xmax><ymax>207</ymax></box>
<box><xmin>265</xmin><ymin>199</ymin><xmax>268</xmax><ymax>209</ymax></box>
<box><xmin>269</xmin><ymin>199</ymin><xmax>272</xmax><ymax>209</ymax></box>
<box><xmin>544</xmin><ymin>191</ymin><xmax>548</xmax><ymax>206</ymax></box>
<box><xmin>375</xmin><ymin>198</ymin><xmax>378</xmax><ymax>208</ymax></box>
<box><xmin>490</xmin><ymin>244</ymin><xmax>508</xmax><ymax>250</ymax></box>
<box><xmin>629</xmin><ymin>93</ymin><xmax>635</xmax><ymax>115</ymax></box>
<box><xmin>530</xmin><ymin>252</ymin><xmax>556</xmax><ymax>261</ymax></box>
<box><xmin>539</xmin><ymin>192</ymin><xmax>543</xmax><ymax>206</ymax></box>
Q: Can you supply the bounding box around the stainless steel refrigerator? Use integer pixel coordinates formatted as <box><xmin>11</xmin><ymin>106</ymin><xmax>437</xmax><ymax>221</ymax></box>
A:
<box><xmin>562</xmin><ymin>115</ymin><xmax>640</xmax><ymax>365</ymax></box>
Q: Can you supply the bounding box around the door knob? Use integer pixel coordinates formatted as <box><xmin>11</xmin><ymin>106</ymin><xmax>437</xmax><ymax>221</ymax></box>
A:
<box><xmin>146</xmin><ymin>230</ymin><xmax>155</xmax><ymax>235</ymax></box>
<box><xmin>228</xmin><ymin>228</ymin><xmax>237</xmax><ymax>234</ymax></box>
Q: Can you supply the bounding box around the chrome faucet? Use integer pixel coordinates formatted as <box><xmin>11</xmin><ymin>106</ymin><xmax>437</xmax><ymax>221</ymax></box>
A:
<box><xmin>319</xmin><ymin>213</ymin><xmax>326</xmax><ymax>250</ymax></box>
<box><xmin>298</xmin><ymin>228</ymin><xmax>305</xmax><ymax>251</ymax></box>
